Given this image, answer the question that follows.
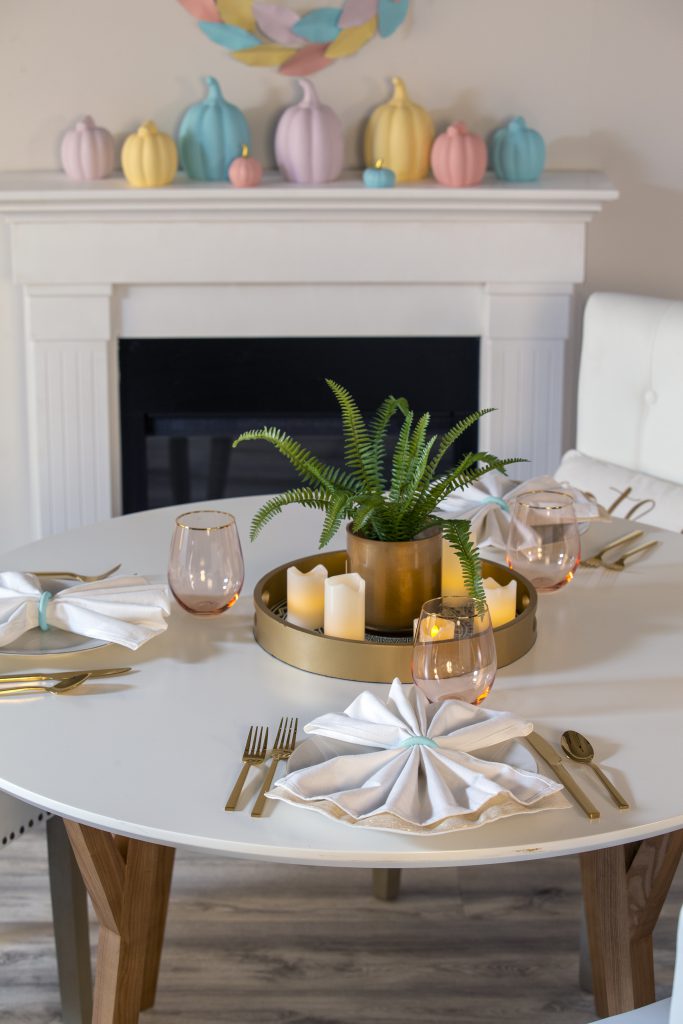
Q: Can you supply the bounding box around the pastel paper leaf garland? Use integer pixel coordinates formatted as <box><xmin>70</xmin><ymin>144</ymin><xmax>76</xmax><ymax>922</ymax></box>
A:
<box><xmin>180</xmin><ymin>0</ymin><xmax>412</xmax><ymax>73</ymax></box>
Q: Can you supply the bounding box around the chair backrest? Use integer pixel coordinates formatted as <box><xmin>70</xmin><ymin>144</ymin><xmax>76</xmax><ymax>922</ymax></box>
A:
<box><xmin>577</xmin><ymin>293</ymin><xmax>683</xmax><ymax>486</ymax></box>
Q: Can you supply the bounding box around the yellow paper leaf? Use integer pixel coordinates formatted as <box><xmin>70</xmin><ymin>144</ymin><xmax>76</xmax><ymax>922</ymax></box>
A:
<box><xmin>231</xmin><ymin>43</ymin><xmax>297</xmax><ymax>66</ymax></box>
<box><xmin>325</xmin><ymin>17</ymin><xmax>377</xmax><ymax>59</ymax></box>
<box><xmin>217</xmin><ymin>0</ymin><xmax>255</xmax><ymax>31</ymax></box>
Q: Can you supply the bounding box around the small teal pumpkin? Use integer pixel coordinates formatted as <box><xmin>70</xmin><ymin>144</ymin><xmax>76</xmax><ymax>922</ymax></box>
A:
<box><xmin>490</xmin><ymin>117</ymin><xmax>545</xmax><ymax>182</ymax></box>
<box><xmin>178</xmin><ymin>76</ymin><xmax>250</xmax><ymax>181</ymax></box>
<box><xmin>363</xmin><ymin>159</ymin><xmax>396</xmax><ymax>189</ymax></box>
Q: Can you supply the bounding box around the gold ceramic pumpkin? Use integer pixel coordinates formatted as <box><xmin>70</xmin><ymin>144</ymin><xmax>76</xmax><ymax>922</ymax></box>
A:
<box><xmin>364</xmin><ymin>77</ymin><xmax>434</xmax><ymax>183</ymax></box>
<box><xmin>121</xmin><ymin>121</ymin><xmax>178</xmax><ymax>188</ymax></box>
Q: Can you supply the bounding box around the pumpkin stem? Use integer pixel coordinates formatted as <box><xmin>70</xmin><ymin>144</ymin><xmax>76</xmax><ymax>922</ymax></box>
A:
<box><xmin>509</xmin><ymin>116</ymin><xmax>526</xmax><ymax>132</ymax></box>
<box><xmin>375</xmin><ymin>159</ymin><xmax>383</xmax><ymax>169</ymax></box>
<box><xmin>390</xmin><ymin>76</ymin><xmax>408</xmax><ymax>104</ymax></box>
<box><xmin>78</xmin><ymin>116</ymin><xmax>95</xmax><ymax>132</ymax></box>
<box><xmin>241</xmin><ymin>144</ymin><xmax>249</xmax><ymax>158</ymax></box>
<box><xmin>204</xmin><ymin>76</ymin><xmax>223</xmax><ymax>103</ymax></box>
<box><xmin>298</xmin><ymin>78</ymin><xmax>319</xmax><ymax>107</ymax></box>
<box><xmin>446</xmin><ymin>122</ymin><xmax>468</xmax><ymax>138</ymax></box>
<box><xmin>139</xmin><ymin>121</ymin><xmax>158</xmax><ymax>137</ymax></box>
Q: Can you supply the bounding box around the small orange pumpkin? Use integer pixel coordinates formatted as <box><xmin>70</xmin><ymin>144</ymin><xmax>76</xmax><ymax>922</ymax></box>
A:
<box><xmin>228</xmin><ymin>144</ymin><xmax>263</xmax><ymax>188</ymax></box>
<box><xmin>430</xmin><ymin>122</ymin><xmax>487</xmax><ymax>188</ymax></box>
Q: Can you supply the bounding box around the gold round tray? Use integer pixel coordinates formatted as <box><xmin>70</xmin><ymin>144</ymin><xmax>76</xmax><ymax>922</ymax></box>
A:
<box><xmin>253</xmin><ymin>552</ymin><xmax>537</xmax><ymax>683</ymax></box>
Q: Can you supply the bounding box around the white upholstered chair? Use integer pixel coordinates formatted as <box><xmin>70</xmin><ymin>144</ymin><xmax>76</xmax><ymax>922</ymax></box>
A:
<box><xmin>586</xmin><ymin>905</ymin><xmax>683</xmax><ymax>1023</ymax></box>
<box><xmin>556</xmin><ymin>292</ymin><xmax>683</xmax><ymax>531</ymax></box>
<box><xmin>1</xmin><ymin>794</ymin><xmax>92</xmax><ymax>1022</ymax></box>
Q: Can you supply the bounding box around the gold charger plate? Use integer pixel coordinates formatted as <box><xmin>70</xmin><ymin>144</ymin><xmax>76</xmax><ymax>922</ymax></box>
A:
<box><xmin>253</xmin><ymin>552</ymin><xmax>537</xmax><ymax>683</ymax></box>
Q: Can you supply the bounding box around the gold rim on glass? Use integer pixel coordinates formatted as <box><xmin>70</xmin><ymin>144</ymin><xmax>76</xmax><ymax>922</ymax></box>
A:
<box><xmin>512</xmin><ymin>489</ymin><xmax>574</xmax><ymax>511</ymax></box>
<box><xmin>175</xmin><ymin>510</ymin><xmax>236</xmax><ymax>531</ymax></box>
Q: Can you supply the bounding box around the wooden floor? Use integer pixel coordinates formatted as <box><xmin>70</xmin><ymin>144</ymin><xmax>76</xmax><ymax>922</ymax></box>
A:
<box><xmin>1</xmin><ymin>826</ymin><xmax>681</xmax><ymax>1023</ymax></box>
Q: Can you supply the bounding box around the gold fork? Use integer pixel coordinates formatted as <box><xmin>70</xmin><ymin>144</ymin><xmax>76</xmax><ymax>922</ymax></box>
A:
<box><xmin>224</xmin><ymin>726</ymin><xmax>269</xmax><ymax>811</ymax></box>
<box><xmin>28</xmin><ymin>564</ymin><xmax>122</xmax><ymax>583</ymax></box>
<box><xmin>0</xmin><ymin>672</ymin><xmax>91</xmax><ymax>697</ymax></box>
<box><xmin>251</xmin><ymin>716</ymin><xmax>298</xmax><ymax>818</ymax></box>
<box><xmin>581</xmin><ymin>530</ymin><xmax>643</xmax><ymax>568</ymax></box>
<box><xmin>585</xmin><ymin>539</ymin><xmax>659</xmax><ymax>572</ymax></box>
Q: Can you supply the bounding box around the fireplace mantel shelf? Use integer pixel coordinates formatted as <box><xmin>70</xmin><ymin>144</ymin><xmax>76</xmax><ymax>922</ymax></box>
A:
<box><xmin>0</xmin><ymin>169</ymin><xmax>617</xmax><ymax>220</ymax></box>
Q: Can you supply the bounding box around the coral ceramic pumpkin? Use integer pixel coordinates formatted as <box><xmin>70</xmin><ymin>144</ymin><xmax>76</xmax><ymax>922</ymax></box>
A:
<box><xmin>275</xmin><ymin>79</ymin><xmax>343</xmax><ymax>185</ymax></box>
<box><xmin>178</xmin><ymin>76</ymin><xmax>251</xmax><ymax>181</ymax></box>
<box><xmin>60</xmin><ymin>116</ymin><xmax>115</xmax><ymax>182</ymax></box>
<box><xmin>430</xmin><ymin>122</ymin><xmax>487</xmax><ymax>188</ymax></box>
<box><xmin>229</xmin><ymin>145</ymin><xmax>263</xmax><ymax>187</ymax></box>
<box><xmin>364</xmin><ymin>77</ymin><xmax>433</xmax><ymax>183</ymax></box>
<box><xmin>121</xmin><ymin>122</ymin><xmax>178</xmax><ymax>188</ymax></box>
<box><xmin>490</xmin><ymin>116</ymin><xmax>546</xmax><ymax>182</ymax></box>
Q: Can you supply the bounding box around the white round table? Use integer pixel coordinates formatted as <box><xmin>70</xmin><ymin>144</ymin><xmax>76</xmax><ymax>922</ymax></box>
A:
<box><xmin>1</xmin><ymin>496</ymin><xmax>682</xmax><ymax>1022</ymax></box>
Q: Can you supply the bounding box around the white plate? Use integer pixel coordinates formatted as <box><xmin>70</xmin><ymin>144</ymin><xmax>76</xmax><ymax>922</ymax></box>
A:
<box><xmin>0</xmin><ymin>577</ymin><xmax>110</xmax><ymax>657</ymax></box>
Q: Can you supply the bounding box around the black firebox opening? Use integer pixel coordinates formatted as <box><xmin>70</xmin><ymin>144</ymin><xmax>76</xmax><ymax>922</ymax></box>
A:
<box><xmin>119</xmin><ymin>337</ymin><xmax>480</xmax><ymax>514</ymax></box>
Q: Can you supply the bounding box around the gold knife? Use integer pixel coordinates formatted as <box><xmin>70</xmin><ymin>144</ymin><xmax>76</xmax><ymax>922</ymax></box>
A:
<box><xmin>0</xmin><ymin>667</ymin><xmax>133</xmax><ymax>685</ymax></box>
<box><xmin>527</xmin><ymin>731</ymin><xmax>600</xmax><ymax>820</ymax></box>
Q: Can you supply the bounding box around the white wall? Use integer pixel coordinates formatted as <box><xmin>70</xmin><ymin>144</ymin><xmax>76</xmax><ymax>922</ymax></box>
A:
<box><xmin>1</xmin><ymin>0</ymin><xmax>682</xmax><ymax>549</ymax></box>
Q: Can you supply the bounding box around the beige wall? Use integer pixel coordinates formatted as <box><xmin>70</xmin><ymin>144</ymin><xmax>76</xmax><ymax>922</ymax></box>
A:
<box><xmin>1</xmin><ymin>0</ymin><xmax>682</xmax><ymax>548</ymax></box>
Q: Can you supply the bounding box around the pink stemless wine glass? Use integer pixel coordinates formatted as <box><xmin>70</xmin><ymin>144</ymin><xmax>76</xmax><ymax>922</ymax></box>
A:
<box><xmin>505</xmin><ymin>490</ymin><xmax>580</xmax><ymax>593</ymax></box>
<box><xmin>168</xmin><ymin>510</ymin><xmax>244</xmax><ymax>615</ymax></box>
<box><xmin>412</xmin><ymin>596</ymin><xmax>497</xmax><ymax>705</ymax></box>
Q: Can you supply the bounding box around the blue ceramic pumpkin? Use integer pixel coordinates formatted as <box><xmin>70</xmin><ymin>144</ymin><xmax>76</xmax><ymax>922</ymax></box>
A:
<box><xmin>178</xmin><ymin>76</ymin><xmax>250</xmax><ymax>181</ymax></box>
<box><xmin>363</xmin><ymin>159</ymin><xmax>396</xmax><ymax>189</ymax></box>
<box><xmin>490</xmin><ymin>117</ymin><xmax>545</xmax><ymax>182</ymax></box>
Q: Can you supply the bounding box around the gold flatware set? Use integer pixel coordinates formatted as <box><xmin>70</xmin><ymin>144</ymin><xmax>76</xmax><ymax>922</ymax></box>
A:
<box><xmin>226</xmin><ymin>717</ymin><xmax>298</xmax><ymax>816</ymax></box>
<box><xmin>581</xmin><ymin>530</ymin><xmax>658</xmax><ymax>570</ymax></box>
<box><xmin>28</xmin><ymin>564</ymin><xmax>122</xmax><ymax>582</ymax></box>
<box><xmin>528</xmin><ymin>728</ymin><xmax>629</xmax><ymax>820</ymax></box>
<box><xmin>0</xmin><ymin>667</ymin><xmax>132</xmax><ymax>697</ymax></box>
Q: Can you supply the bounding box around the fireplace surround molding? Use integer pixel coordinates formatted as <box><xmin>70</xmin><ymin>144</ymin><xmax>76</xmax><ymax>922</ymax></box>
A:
<box><xmin>0</xmin><ymin>170</ymin><xmax>618</xmax><ymax>538</ymax></box>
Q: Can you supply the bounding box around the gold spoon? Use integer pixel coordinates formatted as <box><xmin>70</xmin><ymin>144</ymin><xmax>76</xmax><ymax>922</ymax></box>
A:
<box><xmin>560</xmin><ymin>730</ymin><xmax>629</xmax><ymax>809</ymax></box>
<box><xmin>0</xmin><ymin>672</ymin><xmax>91</xmax><ymax>697</ymax></box>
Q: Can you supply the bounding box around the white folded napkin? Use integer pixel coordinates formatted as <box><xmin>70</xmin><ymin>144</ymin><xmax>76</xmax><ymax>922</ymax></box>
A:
<box><xmin>268</xmin><ymin>680</ymin><xmax>569</xmax><ymax>834</ymax></box>
<box><xmin>0</xmin><ymin>573</ymin><xmax>171</xmax><ymax>650</ymax></box>
<box><xmin>437</xmin><ymin>471</ymin><xmax>606</xmax><ymax>548</ymax></box>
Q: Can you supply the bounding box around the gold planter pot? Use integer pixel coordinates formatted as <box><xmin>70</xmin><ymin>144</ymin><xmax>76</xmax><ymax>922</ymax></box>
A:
<box><xmin>346</xmin><ymin>524</ymin><xmax>442</xmax><ymax>634</ymax></box>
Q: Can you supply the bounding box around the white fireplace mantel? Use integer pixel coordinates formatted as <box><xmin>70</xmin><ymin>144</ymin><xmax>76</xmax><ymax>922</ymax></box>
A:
<box><xmin>0</xmin><ymin>170</ymin><xmax>618</xmax><ymax>538</ymax></box>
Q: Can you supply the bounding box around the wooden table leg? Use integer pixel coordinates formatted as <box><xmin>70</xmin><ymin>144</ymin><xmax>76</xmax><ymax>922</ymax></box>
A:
<box><xmin>580</xmin><ymin>829</ymin><xmax>683</xmax><ymax>1018</ymax></box>
<box><xmin>372</xmin><ymin>868</ymin><xmax>402</xmax><ymax>901</ymax></box>
<box><xmin>64</xmin><ymin>820</ymin><xmax>175</xmax><ymax>1024</ymax></box>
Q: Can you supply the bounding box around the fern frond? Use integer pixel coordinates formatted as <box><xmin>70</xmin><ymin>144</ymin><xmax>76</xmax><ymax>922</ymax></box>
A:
<box><xmin>365</xmin><ymin>395</ymin><xmax>408</xmax><ymax>490</ymax></box>
<box><xmin>249</xmin><ymin>488</ymin><xmax>331</xmax><ymax>541</ymax></box>
<box><xmin>325</xmin><ymin>379</ymin><xmax>373</xmax><ymax>488</ymax></box>
<box><xmin>233</xmin><ymin>427</ymin><xmax>358</xmax><ymax>495</ymax></box>
<box><xmin>389</xmin><ymin>409</ymin><xmax>414</xmax><ymax>503</ymax></box>
<box><xmin>440</xmin><ymin>519</ymin><xmax>485</xmax><ymax>608</ymax></box>
<box><xmin>428</xmin><ymin>408</ymin><xmax>494</xmax><ymax>477</ymax></box>
<box><xmin>319</xmin><ymin>490</ymin><xmax>355</xmax><ymax>548</ymax></box>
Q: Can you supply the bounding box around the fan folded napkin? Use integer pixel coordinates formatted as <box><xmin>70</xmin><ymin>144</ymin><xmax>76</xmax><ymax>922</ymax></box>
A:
<box><xmin>437</xmin><ymin>471</ymin><xmax>606</xmax><ymax>548</ymax></box>
<box><xmin>268</xmin><ymin>680</ymin><xmax>569</xmax><ymax>834</ymax></box>
<box><xmin>0</xmin><ymin>573</ymin><xmax>171</xmax><ymax>650</ymax></box>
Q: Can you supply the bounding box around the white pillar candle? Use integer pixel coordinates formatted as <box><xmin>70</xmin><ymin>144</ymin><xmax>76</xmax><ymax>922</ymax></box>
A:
<box><xmin>287</xmin><ymin>564</ymin><xmax>328</xmax><ymax>630</ymax></box>
<box><xmin>441</xmin><ymin>532</ymin><xmax>475</xmax><ymax>595</ymax></box>
<box><xmin>483</xmin><ymin>576</ymin><xmax>517</xmax><ymax>629</ymax></box>
<box><xmin>324</xmin><ymin>573</ymin><xmax>365</xmax><ymax>640</ymax></box>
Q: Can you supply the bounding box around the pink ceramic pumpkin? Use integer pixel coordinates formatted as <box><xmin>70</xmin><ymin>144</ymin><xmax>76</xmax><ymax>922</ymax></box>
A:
<box><xmin>430</xmin><ymin>122</ymin><xmax>487</xmax><ymax>188</ymax></box>
<box><xmin>60</xmin><ymin>116</ymin><xmax>115</xmax><ymax>182</ymax></box>
<box><xmin>228</xmin><ymin>145</ymin><xmax>263</xmax><ymax>188</ymax></box>
<box><xmin>274</xmin><ymin>79</ymin><xmax>343</xmax><ymax>185</ymax></box>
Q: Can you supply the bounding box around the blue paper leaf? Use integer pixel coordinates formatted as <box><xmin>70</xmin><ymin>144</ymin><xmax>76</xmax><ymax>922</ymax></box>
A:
<box><xmin>198</xmin><ymin>19</ymin><xmax>260</xmax><ymax>49</ymax></box>
<box><xmin>293</xmin><ymin>7</ymin><xmax>342</xmax><ymax>44</ymax></box>
<box><xmin>377</xmin><ymin>0</ymin><xmax>408</xmax><ymax>37</ymax></box>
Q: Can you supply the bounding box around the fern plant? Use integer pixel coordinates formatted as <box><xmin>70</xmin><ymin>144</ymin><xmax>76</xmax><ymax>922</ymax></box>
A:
<box><xmin>233</xmin><ymin>380</ymin><xmax>523</xmax><ymax>606</ymax></box>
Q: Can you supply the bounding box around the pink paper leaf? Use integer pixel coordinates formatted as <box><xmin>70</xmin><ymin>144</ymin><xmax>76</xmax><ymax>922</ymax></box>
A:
<box><xmin>338</xmin><ymin>0</ymin><xmax>377</xmax><ymax>28</ymax></box>
<box><xmin>177</xmin><ymin>0</ymin><xmax>221</xmax><ymax>22</ymax></box>
<box><xmin>253</xmin><ymin>2</ymin><xmax>303</xmax><ymax>46</ymax></box>
<box><xmin>279</xmin><ymin>43</ymin><xmax>333</xmax><ymax>76</ymax></box>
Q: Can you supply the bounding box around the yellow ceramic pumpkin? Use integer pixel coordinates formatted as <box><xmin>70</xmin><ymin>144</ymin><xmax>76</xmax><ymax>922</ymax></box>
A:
<box><xmin>364</xmin><ymin>77</ymin><xmax>434</xmax><ymax>183</ymax></box>
<box><xmin>121</xmin><ymin>121</ymin><xmax>178</xmax><ymax>188</ymax></box>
